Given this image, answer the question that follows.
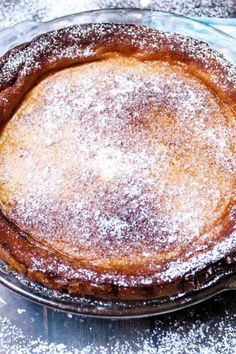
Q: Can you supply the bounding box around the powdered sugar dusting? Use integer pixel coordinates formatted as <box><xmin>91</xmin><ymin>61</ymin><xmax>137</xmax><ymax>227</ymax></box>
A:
<box><xmin>1</xmin><ymin>294</ymin><xmax>236</xmax><ymax>353</ymax></box>
<box><xmin>1</xmin><ymin>23</ymin><xmax>236</xmax><ymax>92</ymax></box>
<box><xmin>0</xmin><ymin>315</ymin><xmax>77</xmax><ymax>353</ymax></box>
<box><xmin>0</xmin><ymin>54</ymin><xmax>235</xmax><ymax>282</ymax></box>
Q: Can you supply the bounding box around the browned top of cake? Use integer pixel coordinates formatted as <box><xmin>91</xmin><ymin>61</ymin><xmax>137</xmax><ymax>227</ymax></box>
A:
<box><xmin>0</xmin><ymin>24</ymin><xmax>235</xmax><ymax>300</ymax></box>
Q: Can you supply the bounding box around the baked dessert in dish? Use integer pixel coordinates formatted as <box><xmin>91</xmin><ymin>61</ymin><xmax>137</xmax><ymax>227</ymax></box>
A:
<box><xmin>0</xmin><ymin>23</ymin><xmax>235</xmax><ymax>300</ymax></box>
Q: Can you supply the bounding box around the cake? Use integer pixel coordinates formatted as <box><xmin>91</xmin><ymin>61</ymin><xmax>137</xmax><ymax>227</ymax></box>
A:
<box><xmin>0</xmin><ymin>24</ymin><xmax>235</xmax><ymax>300</ymax></box>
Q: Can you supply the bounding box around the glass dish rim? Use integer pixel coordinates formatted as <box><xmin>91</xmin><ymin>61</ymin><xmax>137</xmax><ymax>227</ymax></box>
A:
<box><xmin>40</xmin><ymin>8</ymin><xmax>236</xmax><ymax>38</ymax></box>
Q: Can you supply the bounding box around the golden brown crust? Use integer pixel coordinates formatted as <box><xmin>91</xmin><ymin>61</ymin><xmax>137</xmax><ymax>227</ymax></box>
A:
<box><xmin>0</xmin><ymin>24</ymin><xmax>235</xmax><ymax>300</ymax></box>
<box><xmin>0</xmin><ymin>24</ymin><xmax>236</xmax><ymax>122</ymax></box>
<box><xmin>0</xmin><ymin>211</ymin><xmax>235</xmax><ymax>300</ymax></box>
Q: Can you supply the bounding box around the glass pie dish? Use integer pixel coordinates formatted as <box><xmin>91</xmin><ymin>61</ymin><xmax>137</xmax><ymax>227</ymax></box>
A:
<box><xmin>0</xmin><ymin>8</ymin><xmax>235</xmax><ymax>318</ymax></box>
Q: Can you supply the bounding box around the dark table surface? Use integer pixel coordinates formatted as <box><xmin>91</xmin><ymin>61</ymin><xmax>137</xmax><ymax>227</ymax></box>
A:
<box><xmin>0</xmin><ymin>1</ymin><xmax>236</xmax><ymax>353</ymax></box>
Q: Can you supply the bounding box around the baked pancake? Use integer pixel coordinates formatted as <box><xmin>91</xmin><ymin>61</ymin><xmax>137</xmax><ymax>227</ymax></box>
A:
<box><xmin>0</xmin><ymin>24</ymin><xmax>235</xmax><ymax>300</ymax></box>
